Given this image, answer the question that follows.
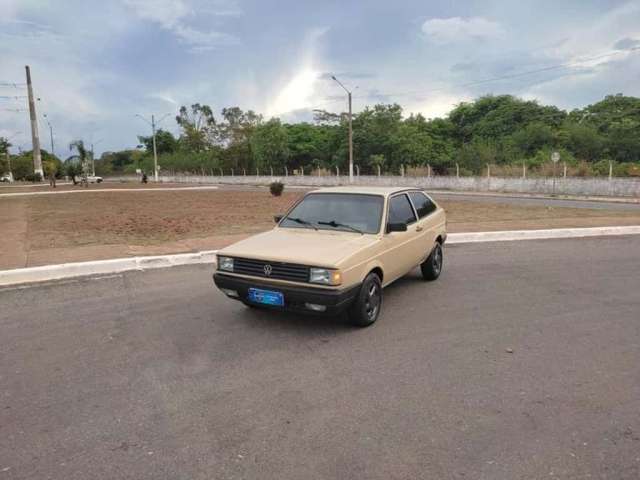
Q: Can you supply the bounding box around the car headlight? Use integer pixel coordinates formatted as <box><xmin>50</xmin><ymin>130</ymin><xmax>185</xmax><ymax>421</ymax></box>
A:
<box><xmin>309</xmin><ymin>268</ymin><xmax>342</xmax><ymax>286</ymax></box>
<box><xmin>217</xmin><ymin>256</ymin><xmax>234</xmax><ymax>272</ymax></box>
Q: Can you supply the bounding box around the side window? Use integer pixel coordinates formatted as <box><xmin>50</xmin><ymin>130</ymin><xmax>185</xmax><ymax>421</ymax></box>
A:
<box><xmin>408</xmin><ymin>192</ymin><xmax>437</xmax><ymax>218</ymax></box>
<box><xmin>388</xmin><ymin>194</ymin><xmax>417</xmax><ymax>226</ymax></box>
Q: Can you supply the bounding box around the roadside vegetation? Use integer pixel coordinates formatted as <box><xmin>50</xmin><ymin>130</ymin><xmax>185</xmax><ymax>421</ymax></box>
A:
<box><xmin>2</xmin><ymin>94</ymin><xmax>640</xmax><ymax>181</ymax></box>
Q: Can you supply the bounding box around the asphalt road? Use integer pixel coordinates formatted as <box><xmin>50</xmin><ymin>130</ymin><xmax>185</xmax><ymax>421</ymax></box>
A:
<box><xmin>1</xmin><ymin>237</ymin><xmax>639</xmax><ymax>479</ymax></box>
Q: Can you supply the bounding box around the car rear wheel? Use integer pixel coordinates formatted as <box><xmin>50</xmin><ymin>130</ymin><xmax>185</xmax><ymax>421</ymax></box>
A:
<box><xmin>421</xmin><ymin>243</ymin><xmax>443</xmax><ymax>281</ymax></box>
<box><xmin>348</xmin><ymin>273</ymin><xmax>382</xmax><ymax>327</ymax></box>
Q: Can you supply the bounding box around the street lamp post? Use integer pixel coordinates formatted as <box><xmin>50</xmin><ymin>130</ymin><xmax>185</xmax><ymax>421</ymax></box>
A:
<box><xmin>331</xmin><ymin>75</ymin><xmax>354</xmax><ymax>183</ymax></box>
<box><xmin>136</xmin><ymin>113</ymin><xmax>170</xmax><ymax>182</ymax></box>
<box><xmin>43</xmin><ymin>114</ymin><xmax>54</xmax><ymax>157</ymax></box>
<box><xmin>90</xmin><ymin>139</ymin><xmax>103</xmax><ymax>176</ymax></box>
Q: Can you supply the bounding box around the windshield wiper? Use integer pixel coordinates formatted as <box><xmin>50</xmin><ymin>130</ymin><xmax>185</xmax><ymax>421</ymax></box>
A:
<box><xmin>317</xmin><ymin>220</ymin><xmax>364</xmax><ymax>235</ymax></box>
<box><xmin>286</xmin><ymin>216</ymin><xmax>318</xmax><ymax>230</ymax></box>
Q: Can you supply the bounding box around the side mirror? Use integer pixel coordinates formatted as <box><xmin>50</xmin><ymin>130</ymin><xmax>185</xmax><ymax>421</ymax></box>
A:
<box><xmin>274</xmin><ymin>214</ymin><xmax>283</xmax><ymax>223</ymax></box>
<box><xmin>387</xmin><ymin>222</ymin><xmax>407</xmax><ymax>233</ymax></box>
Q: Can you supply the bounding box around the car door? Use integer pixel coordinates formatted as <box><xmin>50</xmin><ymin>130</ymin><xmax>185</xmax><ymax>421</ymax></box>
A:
<box><xmin>408</xmin><ymin>191</ymin><xmax>440</xmax><ymax>261</ymax></box>
<box><xmin>379</xmin><ymin>193</ymin><xmax>423</xmax><ymax>282</ymax></box>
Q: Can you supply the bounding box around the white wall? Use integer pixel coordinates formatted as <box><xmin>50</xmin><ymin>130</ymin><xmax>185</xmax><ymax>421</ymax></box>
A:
<box><xmin>149</xmin><ymin>174</ymin><xmax>640</xmax><ymax>198</ymax></box>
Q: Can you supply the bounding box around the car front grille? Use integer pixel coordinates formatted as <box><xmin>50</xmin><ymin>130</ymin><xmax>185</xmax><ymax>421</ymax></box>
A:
<box><xmin>233</xmin><ymin>257</ymin><xmax>310</xmax><ymax>283</ymax></box>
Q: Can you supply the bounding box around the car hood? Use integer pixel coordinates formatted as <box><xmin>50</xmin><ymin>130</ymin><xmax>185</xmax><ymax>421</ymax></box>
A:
<box><xmin>218</xmin><ymin>228</ymin><xmax>379</xmax><ymax>267</ymax></box>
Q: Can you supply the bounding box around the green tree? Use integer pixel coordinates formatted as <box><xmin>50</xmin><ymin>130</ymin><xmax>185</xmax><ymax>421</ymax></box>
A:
<box><xmin>352</xmin><ymin>104</ymin><xmax>403</xmax><ymax>171</ymax></box>
<box><xmin>449</xmin><ymin>95</ymin><xmax>565</xmax><ymax>145</ymax></box>
<box><xmin>216</xmin><ymin>107</ymin><xmax>262</xmax><ymax>170</ymax></box>
<box><xmin>457</xmin><ymin>139</ymin><xmax>499</xmax><ymax>174</ymax></box>
<box><xmin>68</xmin><ymin>140</ymin><xmax>91</xmax><ymax>180</ymax></box>
<box><xmin>0</xmin><ymin>137</ymin><xmax>11</xmax><ymax>174</ymax></box>
<box><xmin>391</xmin><ymin>122</ymin><xmax>434</xmax><ymax>169</ymax></box>
<box><xmin>8</xmin><ymin>152</ymin><xmax>33</xmax><ymax>180</ymax></box>
<box><xmin>285</xmin><ymin>122</ymin><xmax>337</xmax><ymax>170</ymax></box>
<box><xmin>369</xmin><ymin>154</ymin><xmax>385</xmax><ymax>174</ymax></box>
<box><xmin>607</xmin><ymin>119</ymin><xmax>640</xmax><ymax>163</ymax></box>
<box><xmin>137</xmin><ymin>129</ymin><xmax>178</xmax><ymax>155</ymax></box>
<box><xmin>251</xmin><ymin>118</ymin><xmax>289</xmax><ymax>171</ymax></box>
<box><xmin>561</xmin><ymin>123</ymin><xmax>604</xmax><ymax>162</ymax></box>
<box><xmin>175</xmin><ymin>103</ymin><xmax>216</xmax><ymax>152</ymax></box>
<box><xmin>0</xmin><ymin>136</ymin><xmax>10</xmax><ymax>154</ymax></box>
<box><xmin>509</xmin><ymin>122</ymin><xmax>555</xmax><ymax>158</ymax></box>
<box><xmin>64</xmin><ymin>161</ymin><xmax>82</xmax><ymax>184</ymax></box>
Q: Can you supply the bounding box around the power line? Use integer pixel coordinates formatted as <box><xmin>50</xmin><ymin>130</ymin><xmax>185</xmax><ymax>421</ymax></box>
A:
<box><xmin>381</xmin><ymin>46</ymin><xmax>640</xmax><ymax>101</ymax></box>
<box><xmin>455</xmin><ymin>47</ymin><xmax>639</xmax><ymax>89</ymax></box>
<box><xmin>0</xmin><ymin>82</ymin><xmax>26</xmax><ymax>88</ymax></box>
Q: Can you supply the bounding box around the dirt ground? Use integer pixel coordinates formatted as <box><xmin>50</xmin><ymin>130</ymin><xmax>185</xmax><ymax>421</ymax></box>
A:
<box><xmin>1</xmin><ymin>187</ymin><xmax>639</xmax><ymax>269</ymax></box>
<box><xmin>0</xmin><ymin>181</ymin><xmax>212</xmax><ymax>194</ymax></box>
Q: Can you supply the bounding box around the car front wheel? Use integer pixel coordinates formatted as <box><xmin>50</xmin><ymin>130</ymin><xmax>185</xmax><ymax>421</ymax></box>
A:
<box><xmin>421</xmin><ymin>243</ymin><xmax>443</xmax><ymax>281</ymax></box>
<box><xmin>348</xmin><ymin>273</ymin><xmax>382</xmax><ymax>327</ymax></box>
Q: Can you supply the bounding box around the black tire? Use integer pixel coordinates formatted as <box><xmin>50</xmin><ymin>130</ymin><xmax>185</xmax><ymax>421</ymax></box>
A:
<box><xmin>348</xmin><ymin>273</ymin><xmax>383</xmax><ymax>327</ymax></box>
<box><xmin>421</xmin><ymin>242</ymin><xmax>443</xmax><ymax>281</ymax></box>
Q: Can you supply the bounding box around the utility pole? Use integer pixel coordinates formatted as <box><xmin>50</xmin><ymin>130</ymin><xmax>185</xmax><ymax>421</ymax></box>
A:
<box><xmin>151</xmin><ymin>115</ymin><xmax>158</xmax><ymax>181</ymax></box>
<box><xmin>331</xmin><ymin>75</ymin><xmax>354</xmax><ymax>183</ymax></box>
<box><xmin>25</xmin><ymin>65</ymin><xmax>43</xmax><ymax>178</ymax></box>
<box><xmin>5</xmin><ymin>151</ymin><xmax>12</xmax><ymax>182</ymax></box>
<box><xmin>136</xmin><ymin>113</ymin><xmax>169</xmax><ymax>182</ymax></box>
<box><xmin>43</xmin><ymin>114</ymin><xmax>54</xmax><ymax>157</ymax></box>
<box><xmin>551</xmin><ymin>151</ymin><xmax>560</xmax><ymax>196</ymax></box>
<box><xmin>90</xmin><ymin>140</ymin><xmax>102</xmax><ymax>176</ymax></box>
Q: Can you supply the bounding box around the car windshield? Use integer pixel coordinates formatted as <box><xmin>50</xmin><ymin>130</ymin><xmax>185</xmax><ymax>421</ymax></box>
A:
<box><xmin>280</xmin><ymin>193</ymin><xmax>384</xmax><ymax>234</ymax></box>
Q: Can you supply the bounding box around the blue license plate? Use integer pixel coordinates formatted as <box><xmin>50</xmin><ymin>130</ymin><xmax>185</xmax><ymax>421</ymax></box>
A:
<box><xmin>248</xmin><ymin>288</ymin><xmax>284</xmax><ymax>307</ymax></box>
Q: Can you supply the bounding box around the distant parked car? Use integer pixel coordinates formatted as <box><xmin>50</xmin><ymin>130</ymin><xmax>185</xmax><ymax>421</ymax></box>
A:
<box><xmin>86</xmin><ymin>175</ymin><xmax>103</xmax><ymax>183</ymax></box>
<box><xmin>1</xmin><ymin>174</ymin><xmax>12</xmax><ymax>183</ymax></box>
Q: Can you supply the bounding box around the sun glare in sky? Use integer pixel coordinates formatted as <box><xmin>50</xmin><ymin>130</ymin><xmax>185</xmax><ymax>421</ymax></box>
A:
<box><xmin>267</xmin><ymin>67</ymin><xmax>319</xmax><ymax>118</ymax></box>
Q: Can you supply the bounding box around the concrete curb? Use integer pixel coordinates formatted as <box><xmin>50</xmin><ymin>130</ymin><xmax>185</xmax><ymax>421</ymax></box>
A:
<box><xmin>1</xmin><ymin>226</ymin><xmax>639</xmax><ymax>287</ymax></box>
<box><xmin>0</xmin><ymin>251</ymin><xmax>218</xmax><ymax>287</ymax></box>
<box><xmin>446</xmin><ymin>225</ymin><xmax>640</xmax><ymax>244</ymax></box>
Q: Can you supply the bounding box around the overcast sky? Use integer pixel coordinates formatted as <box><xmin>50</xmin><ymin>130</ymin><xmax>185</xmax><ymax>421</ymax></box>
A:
<box><xmin>1</xmin><ymin>0</ymin><xmax>639</xmax><ymax>156</ymax></box>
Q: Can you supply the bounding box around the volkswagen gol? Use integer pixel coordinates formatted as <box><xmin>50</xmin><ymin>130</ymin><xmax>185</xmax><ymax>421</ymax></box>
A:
<box><xmin>214</xmin><ymin>186</ymin><xmax>446</xmax><ymax>326</ymax></box>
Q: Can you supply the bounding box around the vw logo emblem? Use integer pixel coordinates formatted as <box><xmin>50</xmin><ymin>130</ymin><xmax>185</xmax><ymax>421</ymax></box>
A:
<box><xmin>263</xmin><ymin>264</ymin><xmax>273</xmax><ymax>276</ymax></box>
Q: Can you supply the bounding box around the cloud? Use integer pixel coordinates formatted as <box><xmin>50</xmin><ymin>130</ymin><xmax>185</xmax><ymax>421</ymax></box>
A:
<box><xmin>421</xmin><ymin>17</ymin><xmax>505</xmax><ymax>44</ymax></box>
<box><xmin>123</xmin><ymin>0</ymin><xmax>239</xmax><ymax>51</ymax></box>
<box><xmin>319</xmin><ymin>72</ymin><xmax>376</xmax><ymax>80</ymax></box>
<box><xmin>614</xmin><ymin>37</ymin><xmax>640</xmax><ymax>51</ymax></box>
<box><xmin>148</xmin><ymin>92</ymin><xmax>179</xmax><ymax>106</ymax></box>
<box><xmin>407</xmin><ymin>91</ymin><xmax>474</xmax><ymax>119</ymax></box>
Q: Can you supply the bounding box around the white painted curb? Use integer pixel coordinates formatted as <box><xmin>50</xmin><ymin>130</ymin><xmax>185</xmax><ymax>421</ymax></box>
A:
<box><xmin>446</xmin><ymin>225</ymin><xmax>640</xmax><ymax>244</ymax></box>
<box><xmin>0</xmin><ymin>251</ymin><xmax>218</xmax><ymax>287</ymax></box>
<box><xmin>1</xmin><ymin>226</ymin><xmax>639</xmax><ymax>287</ymax></box>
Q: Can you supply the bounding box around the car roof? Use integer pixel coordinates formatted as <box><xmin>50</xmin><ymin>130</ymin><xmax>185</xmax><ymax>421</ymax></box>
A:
<box><xmin>308</xmin><ymin>186</ymin><xmax>423</xmax><ymax>197</ymax></box>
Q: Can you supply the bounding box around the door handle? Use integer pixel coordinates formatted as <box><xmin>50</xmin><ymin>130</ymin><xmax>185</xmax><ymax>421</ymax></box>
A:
<box><xmin>416</xmin><ymin>226</ymin><xmax>424</xmax><ymax>232</ymax></box>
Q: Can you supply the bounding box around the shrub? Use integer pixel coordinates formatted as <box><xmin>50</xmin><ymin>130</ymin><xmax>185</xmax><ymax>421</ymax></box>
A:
<box><xmin>269</xmin><ymin>181</ymin><xmax>284</xmax><ymax>196</ymax></box>
<box><xmin>24</xmin><ymin>172</ymin><xmax>42</xmax><ymax>182</ymax></box>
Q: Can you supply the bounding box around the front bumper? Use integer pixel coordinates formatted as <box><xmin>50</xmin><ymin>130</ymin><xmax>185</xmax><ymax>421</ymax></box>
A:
<box><xmin>213</xmin><ymin>272</ymin><xmax>360</xmax><ymax>315</ymax></box>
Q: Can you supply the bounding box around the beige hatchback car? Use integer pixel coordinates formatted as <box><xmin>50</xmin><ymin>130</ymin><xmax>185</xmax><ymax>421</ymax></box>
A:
<box><xmin>214</xmin><ymin>186</ymin><xmax>446</xmax><ymax>326</ymax></box>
